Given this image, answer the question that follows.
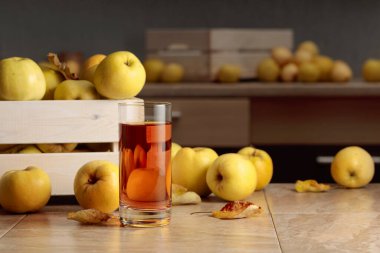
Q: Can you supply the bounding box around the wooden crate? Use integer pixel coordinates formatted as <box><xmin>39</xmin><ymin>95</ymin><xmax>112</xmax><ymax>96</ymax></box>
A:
<box><xmin>146</xmin><ymin>28</ymin><xmax>293</xmax><ymax>81</ymax></box>
<box><xmin>0</xmin><ymin>99</ymin><xmax>140</xmax><ymax>196</ymax></box>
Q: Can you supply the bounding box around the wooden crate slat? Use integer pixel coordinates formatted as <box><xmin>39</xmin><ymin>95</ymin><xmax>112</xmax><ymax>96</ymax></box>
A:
<box><xmin>0</xmin><ymin>152</ymin><xmax>119</xmax><ymax>195</ymax></box>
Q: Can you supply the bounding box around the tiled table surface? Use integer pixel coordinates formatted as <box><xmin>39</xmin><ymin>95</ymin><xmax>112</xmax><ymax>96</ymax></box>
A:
<box><xmin>0</xmin><ymin>184</ymin><xmax>379</xmax><ymax>253</ymax></box>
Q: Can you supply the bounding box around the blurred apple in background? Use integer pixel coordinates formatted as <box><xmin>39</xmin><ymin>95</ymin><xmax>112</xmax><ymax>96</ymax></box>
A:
<box><xmin>362</xmin><ymin>59</ymin><xmax>380</xmax><ymax>82</ymax></box>
<box><xmin>54</xmin><ymin>80</ymin><xmax>99</xmax><ymax>100</ymax></box>
<box><xmin>206</xmin><ymin>153</ymin><xmax>257</xmax><ymax>201</ymax></box>
<box><xmin>313</xmin><ymin>55</ymin><xmax>334</xmax><ymax>81</ymax></box>
<box><xmin>257</xmin><ymin>58</ymin><xmax>280</xmax><ymax>82</ymax></box>
<box><xmin>331</xmin><ymin>146</ymin><xmax>375</xmax><ymax>188</ymax></box>
<box><xmin>172</xmin><ymin>147</ymin><xmax>218</xmax><ymax>197</ymax></box>
<box><xmin>216</xmin><ymin>64</ymin><xmax>241</xmax><ymax>83</ymax></box>
<box><xmin>330</xmin><ymin>60</ymin><xmax>352</xmax><ymax>82</ymax></box>
<box><xmin>293</xmin><ymin>50</ymin><xmax>314</xmax><ymax>65</ymax></box>
<box><xmin>74</xmin><ymin>160</ymin><xmax>119</xmax><ymax>213</ymax></box>
<box><xmin>0</xmin><ymin>57</ymin><xmax>46</xmax><ymax>100</ymax></box>
<box><xmin>160</xmin><ymin>63</ymin><xmax>184</xmax><ymax>83</ymax></box>
<box><xmin>271</xmin><ymin>47</ymin><xmax>293</xmax><ymax>67</ymax></box>
<box><xmin>281</xmin><ymin>63</ymin><xmax>298</xmax><ymax>82</ymax></box>
<box><xmin>94</xmin><ymin>51</ymin><xmax>146</xmax><ymax>99</ymax></box>
<box><xmin>80</xmin><ymin>54</ymin><xmax>106</xmax><ymax>83</ymax></box>
<box><xmin>143</xmin><ymin>58</ymin><xmax>165</xmax><ymax>83</ymax></box>
<box><xmin>297</xmin><ymin>40</ymin><xmax>319</xmax><ymax>56</ymax></box>
<box><xmin>238</xmin><ymin>147</ymin><xmax>273</xmax><ymax>190</ymax></box>
<box><xmin>0</xmin><ymin>166</ymin><xmax>51</xmax><ymax>213</ymax></box>
<box><xmin>298</xmin><ymin>62</ymin><xmax>320</xmax><ymax>82</ymax></box>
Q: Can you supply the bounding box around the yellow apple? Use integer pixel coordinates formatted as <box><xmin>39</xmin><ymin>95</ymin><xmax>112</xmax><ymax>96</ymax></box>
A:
<box><xmin>216</xmin><ymin>64</ymin><xmax>241</xmax><ymax>83</ymax></box>
<box><xmin>160</xmin><ymin>63</ymin><xmax>185</xmax><ymax>83</ymax></box>
<box><xmin>0</xmin><ymin>166</ymin><xmax>51</xmax><ymax>213</ymax></box>
<box><xmin>271</xmin><ymin>47</ymin><xmax>293</xmax><ymax>67</ymax></box>
<box><xmin>330</xmin><ymin>60</ymin><xmax>352</xmax><ymax>83</ymax></box>
<box><xmin>79</xmin><ymin>54</ymin><xmax>106</xmax><ymax>83</ymax></box>
<box><xmin>362</xmin><ymin>59</ymin><xmax>380</xmax><ymax>82</ymax></box>
<box><xmin>281</xmin><ymin>63</ymin><xmax>298</xmax><ymax>82</ymax></box>
<box><xmin>18</xmin><ymin>145</ymin><xmax>42</xmax><ymax>154</ymax></box>
<box><xmin>293</xmin><ymin>50</ymin><xmax>314</xmax><ymax>65</ymax></box>
<box><xmin>143</xmin><ymin>58</ymin><xmax>165</xmax><ymax>83</ymax></box>
<box><xmin>93</xmin><ymin>51</ymin><xmax>146</xmax><ymax>99</ymax></box>
<box><xmin>331</xmin><ymin>146</ymin><xmax>375</xmax><ymax>188</ymax></box>
<box><xmin>238</xmin><ymin>147</ymin><xmax>273</xmax><ymax>190</ymax></box>
<box><xmin>54</xmin><ymin>80</ymin><xmax>99</xmax><ymax>100</ymax></box>
<box><xmin>313</xmin><ymin>55</ymin><xmax>334</xmax><ymax>82</ymax></box>
<box><xmin>297</xmin><ymin>41</ymin><xmax>319</xmax><ymax>56</ymax></box>
<box><xmin>74</xmin><ymin>160</ymin><xmax>119</xmax><ymax>213</ymax></box>
<box><xmin>40</xmin><ymin>67</ymin><xmax>65</xmax><ymax>100</ymax></box>
<box><xmin>37</xmin><ymin>143</ymin><xmax>77</xmax><ymax>153</ymax></box>
<box><xmin>172</xmin><ymin>147</ymin><xmax>218</xmax><ymax>197</ymax></box>
<box><xmin>257</xmin><ymin>58</ymin><xmax>280</xmax><ymax>82</ymax></box>
<box><xmin>171</xmin><ymin>142</ymin><xmax>182</xmax><ymax>161</ymax></box>
<box><xmin>0</xmin><ymin>57</ymin><xmax>46</xmax><ymax>100</ymax></box>
<box><xmin>206</xmin><ymin>153</ymin><xmax>257</xmax><ymax>201</ymax></box>
<box><xmin>298</xmin><ymin>62</ymin><xmax>320</xmax><ymax>82</ymax></box>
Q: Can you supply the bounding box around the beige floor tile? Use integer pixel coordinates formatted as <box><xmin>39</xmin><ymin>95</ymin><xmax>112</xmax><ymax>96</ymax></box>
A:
<box><xmin>265</xmin><ymin>183</ymin><xmax>380</xmax><ymax>214</ymax></box>
<box><xmin>0</xmin><ymin>191</ymin><xmax>280</xmax><ymax>253</ymax></box>
<box><xmin>273</xmin><ymin>213</ymin><xmax>380</xmax><ymax>253</ymax></box>
<box><xmin>0</xmin><ymin>211</ymin><xmax>25</xmax><ymax>238</ymax></box>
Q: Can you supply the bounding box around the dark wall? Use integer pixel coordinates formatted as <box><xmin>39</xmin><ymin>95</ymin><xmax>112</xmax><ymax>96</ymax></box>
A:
<box><xmin>1</xmin><ymin>0</ymin><xmax>380</xmax><ymax>75</ymax></box>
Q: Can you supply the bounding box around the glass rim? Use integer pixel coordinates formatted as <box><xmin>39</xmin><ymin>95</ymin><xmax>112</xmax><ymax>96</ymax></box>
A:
<box><xmin>118</xmin><ymin>100</ymin><xmax>171</xmax><ymax>107</ymax></box>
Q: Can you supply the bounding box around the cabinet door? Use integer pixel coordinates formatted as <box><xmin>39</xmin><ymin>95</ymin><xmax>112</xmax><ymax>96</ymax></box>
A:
<box><xmin>152</xmin><ymin>98</ymin><xmax>250</xmax><ymax>147</ymax></box>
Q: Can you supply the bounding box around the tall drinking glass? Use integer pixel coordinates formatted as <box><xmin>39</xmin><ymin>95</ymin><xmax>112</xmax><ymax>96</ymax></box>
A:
<box><xmin>118</xmin><ymin>101</ymin><xmax>172</xmax><ymax>227</ymax></box>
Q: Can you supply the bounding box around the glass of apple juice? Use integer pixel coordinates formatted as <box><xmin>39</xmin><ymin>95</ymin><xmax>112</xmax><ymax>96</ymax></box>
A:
<box><xmin>118</xmin><ymin>101</ymin><xmax>172</xmax><ymax>227</ymax></box>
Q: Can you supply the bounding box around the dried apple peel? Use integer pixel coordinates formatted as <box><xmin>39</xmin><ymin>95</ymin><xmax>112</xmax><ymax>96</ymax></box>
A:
<box><xmin>295</xmin><ymin>179</ymin><xmax>331</xmax><ymax>193</ymax></box>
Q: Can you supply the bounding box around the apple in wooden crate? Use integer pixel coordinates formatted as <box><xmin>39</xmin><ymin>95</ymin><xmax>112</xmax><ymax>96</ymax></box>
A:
<box><xmin>0</xmin><ymin>57</ymin><xmax>46</xmax><ymax>100</ymax></box>
<box><xmin>93</xmin><ymin>51</ymin><xmax>146</xmax><ymax>99</ymax></box>
<box><xmin>80</xmin><ymin>54</ymin><xmax>106</xmax><ymax>83</ymax></box>
<box><xmin>54</xmin><ymin>80</ymin><xmax>99</xmax><ymax>100</ymax></box>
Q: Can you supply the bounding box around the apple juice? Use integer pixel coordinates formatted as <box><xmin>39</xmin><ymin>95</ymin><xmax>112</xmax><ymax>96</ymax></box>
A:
<box><xmin>119</xmin><ymin>122</ymin><xmax>172</xmax><ymax>210</ymax></box>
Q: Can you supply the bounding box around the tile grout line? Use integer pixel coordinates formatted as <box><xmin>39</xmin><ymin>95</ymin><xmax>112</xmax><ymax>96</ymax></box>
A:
<box><xmin>0</xmin><ymin>214</ymin><xmax>27</xmax><ymax>240</ymax></box>
<box><xmin>264</xmin><ymin>188</ymin><xmax>284</xmax><ymax>253</ymax></box>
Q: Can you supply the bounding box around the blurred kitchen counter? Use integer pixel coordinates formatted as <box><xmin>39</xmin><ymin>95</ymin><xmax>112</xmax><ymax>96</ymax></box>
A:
<box><xmin>140</xmin><ymin>82</ymin><xmax>380</xmax><ymax>97</ymax></box>
<box><xmin>140</xmin><ymin>82</ymin><xmax>380</xmax><ymax>146</ymax></box>
<box><xmin>1</xmin><ymin>183</ymin><xmax>379</xmax><ymax>253</ymax></box>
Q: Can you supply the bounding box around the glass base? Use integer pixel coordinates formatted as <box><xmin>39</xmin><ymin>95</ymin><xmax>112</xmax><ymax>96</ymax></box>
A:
<box><xmin>119</xmin><ymin>206</ymin><xmax>171</xmax><ymax>227</ymax></box>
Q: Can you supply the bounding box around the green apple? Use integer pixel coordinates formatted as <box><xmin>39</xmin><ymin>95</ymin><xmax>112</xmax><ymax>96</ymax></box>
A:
<box><xmin>40</xmin><ymin>66</ymin><xmax>65</xmax><ymax>100</ymax></box>
<box><xmin>172</xmin><ymin>147</ymin><xmax>218</xmax><ymax>197</ymax></box>
<box><xmin>238</xmin><ymin>146</ymin><xmax>273</xmax><ymax>190</ymax></box>
<box><xmin>54</xmin><ymin>80</ymin><xmax>99</xmax><ymax>100</ymax></box>
<box><xmin>74</xmin><ymin>160</ymin><xmax>119</xmax><ymax>213</ymax></box>
<box><xmin>160</xmin><ymin>63</ymin><xmax>184</xmax><ymax>83</ymax></box>
<box><xmin>0</xmin><ymin>57</ymin><xmax>46</xmax><ymax>100</ymax></box>
<box><xmin>93</xmin><ymin>51</ymin><xmax>146</xmax><ymax>99</ymax></box>
<box><xmin>331</xmin><ymin>146</ymin><xmax>375</xmax><ymax>188</ymax></box>
<box><xmin>206</xmin><ymin>153</ymin><xmax>257</xmax><ymax>201</ymax></box>
<box><xmin>0</xmin><ymin>166</ymin><xmax>51</xmax><ymax>213</ymax></box>
<box><xmin>171</xmin><ymin>142</ymin><xmax>182</xmax><ymax>161</ymax></box>
<box><xmin>143</xmin><ymin>58</ymin><xmax>165</xmax><ymax>83</ymax></box>
<box><xmin>216</xmin><ymin>64</ymin><xmax>241</xmax><ymax>83</ymax></box>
